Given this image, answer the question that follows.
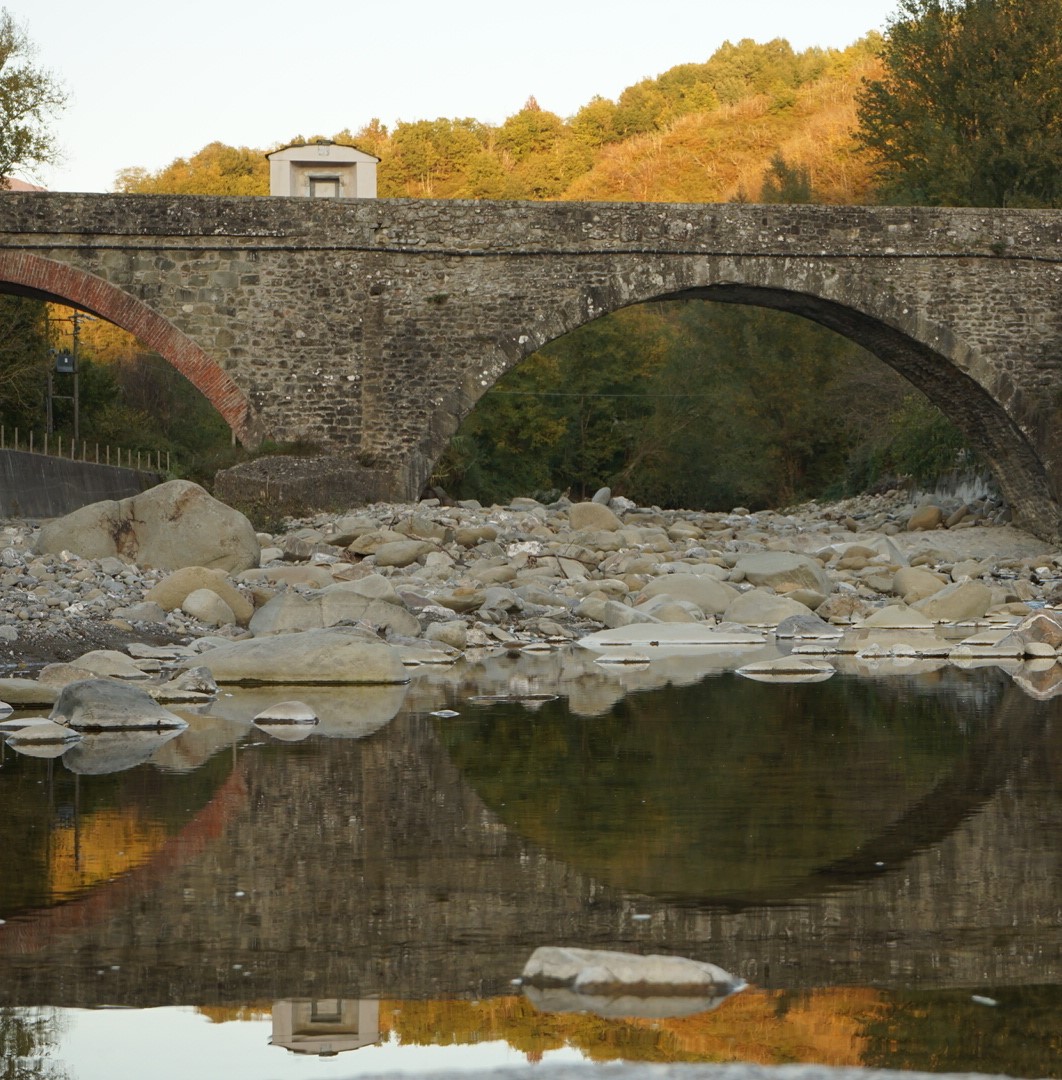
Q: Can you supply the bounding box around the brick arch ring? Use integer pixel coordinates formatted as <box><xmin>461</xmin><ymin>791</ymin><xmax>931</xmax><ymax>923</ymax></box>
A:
<box><xmin>0</xmin><ymin>251</ymin><xmax>255</xmax><ymax>446</ymax></box>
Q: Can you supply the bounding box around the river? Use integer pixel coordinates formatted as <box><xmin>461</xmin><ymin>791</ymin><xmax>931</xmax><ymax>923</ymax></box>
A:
<box><xmin>0</xmin><ymin>651</ymin><xmax>1059</xmax><ymax>1077</ymax></box>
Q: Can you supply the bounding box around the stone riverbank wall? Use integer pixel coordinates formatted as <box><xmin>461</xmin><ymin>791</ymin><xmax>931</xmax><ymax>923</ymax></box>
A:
<box><xmin>0</xmin><ymin>449</ymin><xmax>160</xmax><ymax>518</ymax></box>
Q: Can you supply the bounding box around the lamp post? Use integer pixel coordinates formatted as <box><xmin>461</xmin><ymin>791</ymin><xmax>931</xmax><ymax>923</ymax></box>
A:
<box><xmin>49</xmin><ymin>310</ymin><xmax>94</xmax><ymax>445</ymax></box>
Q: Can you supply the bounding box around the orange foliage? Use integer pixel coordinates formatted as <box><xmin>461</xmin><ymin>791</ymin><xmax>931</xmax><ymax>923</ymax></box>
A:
<box><xmin>380</xmin><ymin>987</ymin><xmax>886</xmax><ymax>1066</ymax></box>
<box><xmin>563</xmin><ymin>57</ymin><xmax>882</xmax><ymax>205</ymax></box>
<box><xmin>47</xmin><ymin>809</ymin><xmax>168</xmax><ymax>900</ymax></box>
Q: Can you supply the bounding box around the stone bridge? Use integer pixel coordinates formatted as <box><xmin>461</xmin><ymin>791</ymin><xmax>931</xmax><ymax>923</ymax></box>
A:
<box><xmin>0</xmin><ymin>193</ymin><xmax>1060</xmax><ymax>535</ymax></box>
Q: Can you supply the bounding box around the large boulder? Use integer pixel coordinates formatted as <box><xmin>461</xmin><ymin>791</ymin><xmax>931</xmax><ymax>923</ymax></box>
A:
<box><xmin>733</xmin><ymin>552</ymin><xmax>832</xmax><ymax>597</ymax></box>
<box><xmin>50</xmin><ymin>679</ymin><xmax>189</xmax><ymax>731</ymax></box>
<box><xmin>723</xmin><ymin>589</ymin><xmax>813</xmax><ymax>627</ymax></box>
<box><xmin>184</xmin><ymin>628</ymin><xmax>410</xmax><ymax>685</ymax></box>
<box><xmin>568</xmin><ymin>502</ymin><xmax>623</xmax><ymax>532</ymax></box>
<box><xmin>893</xmin><ymin>566</ymin><xmax>949</xmax><ymax>603</ymax></box>
<box><xmin>912</xmin><ymin>580</ymin><xmax>992</xmax><ymax>622</ymax></box>
<box><xmin>638</xmin><ymin>575</ymin><xmax>738</xmax><ymax>616</ymax></box>
<box><xmin>1015</xmin><ymin>610</ymin><xmax>1062</xmax><ymax>649</ymax></box>
<box><xmin>35</xmin><ymin>480</ymin><xmax>259</xmax><ymax>573</ymax></box>
<box><xmin>146</xmin><ymin>566</ymin><xmax>254</xmax><ymax>625</ymax></box>
<box><xmin>907</xmin><ymin>504</ymin><xmax>944</xmax><ymax>531</ymax></box>
<box><xmin>248</xmin><ymin>587</ymin><xmax>420</xmax><ymax>637</ymax></box>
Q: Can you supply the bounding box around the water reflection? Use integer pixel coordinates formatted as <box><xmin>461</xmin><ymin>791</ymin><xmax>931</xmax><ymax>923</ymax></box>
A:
<box><xmin>0</xmin><ymin>656</ymin><xmax>1060</xmax><ymax>1075</ymax></box>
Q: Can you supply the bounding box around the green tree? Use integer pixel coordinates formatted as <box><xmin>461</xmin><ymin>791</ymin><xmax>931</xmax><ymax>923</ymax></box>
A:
<box><xmin>0</xmin><ymin>9</ymin><xmax>67</xmax><ymax>184</ymax></box>
<box><xmin>0</xmin><ymin>295</ymin><xmax>50</xmax><ymax>427</ymax></box>
<box><xmin>759</xmin><ymin>152</ymin><xmax>814</xmax><ymax>202</ymax></box>
<box><xmin>856</xmin><ymin>0</ymin><xmax>1062</xmax><ymax>206</ymax></box>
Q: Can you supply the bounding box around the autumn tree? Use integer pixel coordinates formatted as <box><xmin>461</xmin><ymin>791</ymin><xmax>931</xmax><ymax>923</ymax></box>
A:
<box><xmin>0</xmin><ymin>9</ymin><xmax>67</xmax><ymax>184</ymax></box>
<box><xmin>115</xmin><ymin>141</ymin><xmax>267</xmax><ymax>195</ymax></box>
<box><xmin>856</xmin><ymin>0</ymin><xmax>1062</xmax><ymax>206</ymax></box>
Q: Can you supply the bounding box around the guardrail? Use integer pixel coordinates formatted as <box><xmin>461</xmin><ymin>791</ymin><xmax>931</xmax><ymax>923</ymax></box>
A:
<box><xmin>0</xmin><ymin>426</ymin><xmax>170</xmax><ymax>473</ymax></box>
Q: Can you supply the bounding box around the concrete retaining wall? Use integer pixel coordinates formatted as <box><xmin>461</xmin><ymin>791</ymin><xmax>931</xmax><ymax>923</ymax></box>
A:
<box><xmin>0</xmin><ymin>450</ymin><xmax>161</xmax><ymax>519</ymax></box>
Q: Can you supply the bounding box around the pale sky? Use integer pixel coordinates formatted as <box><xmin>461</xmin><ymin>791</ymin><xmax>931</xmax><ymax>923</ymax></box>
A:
<box><xmin>6</xmin><ymin>0</ymin><xmax>899</xmax><ymax>194</ymax></box>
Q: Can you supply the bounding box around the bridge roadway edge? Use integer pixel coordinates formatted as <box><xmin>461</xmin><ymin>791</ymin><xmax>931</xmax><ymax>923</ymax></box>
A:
<box><xmin>0</xmin><ymin>194</ymin><xmax>1060</xmax><ymax>538</ymax></box>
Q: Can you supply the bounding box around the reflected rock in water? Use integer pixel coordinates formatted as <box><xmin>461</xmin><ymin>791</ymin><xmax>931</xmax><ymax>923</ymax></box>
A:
<box><xmin>834</xmin><ymin>655</ymin><xmax>948</xmax><ymax>679</ymax></box>
<box><xmin>62</xmin><ymin>727</ymin><xmax>185</xmax><ymax>774</ymax></box>
<box><xmin>50</xmin><ymin>679</ymin><xmax>190</xmax><ymax>731</ymax></box>
<box><xmin>736</xmin><ymin>657</ymin><xmax>834</xmax><ymax>683</ymax></box>
<box><xmin>1013</xmin><ymin>658</ymin><xmax>1062</xmax><ymax>700</ymax></box>
<box><xmin>149</xmin><ymin>712</ymin><xmax>248</xmax><ymax>772</ymax></box>
<box><xmin>468</xmin><ymin>693</ymin><xmax>558</xmax><ymax>710</ymax></box>
<box><xmin>208</xmin><ymin>683</ymin><xmax>408</xmax><ymax>739</ymax></box>
<box><xmin>520</xmin><ymin>946</ymin><xmax>745</xmax><ymax>1020</ymax></box>
<box><xmin>6</xmin><ymin>718</ymin><xmax>82</xmax><ymax>758</ymax></box>
<box><xmin>253</xmin><ymin>700</ymin><xmax>320</xmax><ymax>742</ymax></box>
<box><xmin>524</xmin><ymin>984</ymin><xmax>739</xmax><ymax>1020</ymax></box>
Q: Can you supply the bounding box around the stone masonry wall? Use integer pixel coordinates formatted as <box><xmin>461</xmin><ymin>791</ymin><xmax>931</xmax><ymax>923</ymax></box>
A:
<box><xmin>0</xmin><ymin>194</ymin><xmax>1060</xmax><ymax>533</ymax></box>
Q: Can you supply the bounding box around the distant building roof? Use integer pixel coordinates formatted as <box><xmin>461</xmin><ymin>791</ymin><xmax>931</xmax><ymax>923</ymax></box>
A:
<box><xmin>266</xmin><ymin>140</ymin><xmax>380</xmax><ymax>164</ymax></box>
<box><xmin>1</xmin><ymin>178</ymin><xmax>47</xmax><ymax>192</ymax></box>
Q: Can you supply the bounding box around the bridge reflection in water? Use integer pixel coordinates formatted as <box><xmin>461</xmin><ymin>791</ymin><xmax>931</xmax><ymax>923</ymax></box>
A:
<box><xmin>0</xmin><ymin>660</ymin><xmax>1059</xmax><ymax>1072</ymax></box>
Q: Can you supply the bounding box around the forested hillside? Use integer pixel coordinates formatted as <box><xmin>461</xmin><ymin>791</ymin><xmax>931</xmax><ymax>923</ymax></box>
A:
<box><xmin>117</xmin><ymin>37</ymin><xmax>881</xmax><ymax>205</ymax></box>
<box><xmin>18</xmin><ymin>32</ymin><xmax>979</xmax><ymax>508</ymax></box>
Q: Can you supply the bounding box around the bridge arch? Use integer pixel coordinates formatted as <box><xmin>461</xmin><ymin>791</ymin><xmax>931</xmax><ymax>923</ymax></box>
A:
<box><xmin>437</xmin><ymin>260</ymin><xmax>1058</xmax><ymax>534</ymax></box>
<box><xmin>0</xmin><ymin>252</ymin><xmax>255</xmax><ymax>445</ymax></box>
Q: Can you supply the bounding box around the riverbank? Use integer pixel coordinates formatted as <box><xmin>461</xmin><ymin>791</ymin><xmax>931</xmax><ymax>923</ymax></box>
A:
<box><xmin>1</xmin><ymin>484</ymin><xmax>1059</xmax><ymax>677</ymax></box>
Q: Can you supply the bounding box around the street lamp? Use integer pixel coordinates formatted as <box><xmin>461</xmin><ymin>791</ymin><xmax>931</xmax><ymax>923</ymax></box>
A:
<box><xmin>48</xmin><ymin>310</ymin><xmax>95</xmax><ymax>444</ymax></box>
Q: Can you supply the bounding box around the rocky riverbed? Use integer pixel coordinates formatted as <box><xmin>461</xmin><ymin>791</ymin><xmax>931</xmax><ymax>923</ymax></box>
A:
<box><xmin>2</xmin><ymin>480</ymin><xmax>1062</xmax><ymax>711</ymax></box>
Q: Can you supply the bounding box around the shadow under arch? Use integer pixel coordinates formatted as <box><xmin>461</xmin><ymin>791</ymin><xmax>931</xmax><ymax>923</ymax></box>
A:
<box><xmin>0</xmin><ymin>251</ymin><xmax>256</xmax><ymax>446</ymax></box>
<box><xmin>677</xmin><ymin>282</ymin><xmax>1059</xmax><ymax>528</ymax></box>
<box><xmin>440</xmin><ymin>277</ymin><xmax>1059</xmax><ymax>539</ymax></box>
